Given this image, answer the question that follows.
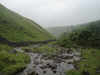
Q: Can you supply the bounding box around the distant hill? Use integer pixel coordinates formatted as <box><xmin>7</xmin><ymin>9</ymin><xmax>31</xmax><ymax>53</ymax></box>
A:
<box><xmin>0</xmin><ymin>4</ymin><xmax>53</xmax><ymax>42</ymax></box>
<box><xmin>47</xmin><ymin>26</ymin><xmax>75</xmax><ymax>37</ymax></box>
<box><xmin>58</xmin><ymin>20</ymin><xmax>100</xmax><ymax>48</ymax></box>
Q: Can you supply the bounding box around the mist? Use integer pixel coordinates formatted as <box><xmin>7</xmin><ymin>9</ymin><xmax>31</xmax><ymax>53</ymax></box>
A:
<box><xmin>0</xmin><ymin>0</ymin><xmax>100</xmax><ymax>27</ymax></box>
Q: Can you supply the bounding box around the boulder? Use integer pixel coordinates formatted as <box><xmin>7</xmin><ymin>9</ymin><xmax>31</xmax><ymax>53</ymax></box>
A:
<box><xmin>82</xmin><ymin>71</ymin><xmax>90</xmax><ymax>75</ymax></box>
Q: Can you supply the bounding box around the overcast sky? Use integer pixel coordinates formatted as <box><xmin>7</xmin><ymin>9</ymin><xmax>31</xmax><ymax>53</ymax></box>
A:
<box><xmin>0</xmin><ymin>0</ymin><xmax>100</xmax><ymax>27</ymax></box>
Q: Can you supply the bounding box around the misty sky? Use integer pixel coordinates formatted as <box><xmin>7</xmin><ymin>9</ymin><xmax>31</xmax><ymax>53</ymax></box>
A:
<box><xmin>0</xmin><ymin>0</ymin><xmax>100</xmax><ymax>27</ymax></box>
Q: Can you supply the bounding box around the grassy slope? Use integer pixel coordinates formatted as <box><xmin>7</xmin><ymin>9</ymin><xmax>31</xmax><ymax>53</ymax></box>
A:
<box><xmin>0</xmin><ymin>4</ymin><xmax>53</xmax><ymax>75</ymax></box>
<box><xmin>58</xmin><ymin>20</ymin><xmax>100</xmax><ymax>75</ymax></box>
<box><xmin>0</xmin><ymin>4</ymin><xmax>53</xmax><ymax>42</ymax></box>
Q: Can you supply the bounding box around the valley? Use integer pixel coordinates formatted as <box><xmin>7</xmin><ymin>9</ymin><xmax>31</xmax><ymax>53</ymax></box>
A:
<box><xmin>0</xmin><ymin>3</ymin><xmax>100</xmax><ymax>75</ymax></box>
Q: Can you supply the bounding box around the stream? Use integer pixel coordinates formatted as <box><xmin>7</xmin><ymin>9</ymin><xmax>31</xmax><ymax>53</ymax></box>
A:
<box><xmin>15</xmin><ymin>47</ymin><xmax>81</xmax><ymax>75</ymax></box>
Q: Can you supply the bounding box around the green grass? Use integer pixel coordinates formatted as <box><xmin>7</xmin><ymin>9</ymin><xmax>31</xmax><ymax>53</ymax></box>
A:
<box><xmin>0</xmin><ymin>44</ymin><xmax>12</xmax><ymax>52</ymax></box>
<box><xmin>0</xmin><ymin>4</ymin><xmax>53</xmax><ymax>42</ymax></box>
<box><xmin>78</xmin><ymin>48</ymin><xmax>100</xmax><ymax>75</ymax></box>
<box><xmin>67</xmin><ymin>48</ymin><xmax>100</xmax><ymax>75</ymax></box>
<box><xmin>0</xmin><ymin>44</ymin><xmax>30</xmax><ymax>75</ymax></box>
<box><xmin>67</xmin><ymin>70</ymin><xmax>81</xmax><ymax>75</ymax></box>
<box><xmin>22</xmin><ymin>43</ymin><xmax>57</xmax><ymax>55</ymax></box>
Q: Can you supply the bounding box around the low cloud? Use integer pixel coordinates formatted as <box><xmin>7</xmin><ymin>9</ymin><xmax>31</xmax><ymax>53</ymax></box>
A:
<box><xmin>0</xmin><ymin>0</ymin><xmax>100</xmax><ymax>27</ymax></box>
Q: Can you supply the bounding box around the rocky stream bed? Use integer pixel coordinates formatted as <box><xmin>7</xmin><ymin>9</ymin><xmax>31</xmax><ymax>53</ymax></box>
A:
<box><xmin>15</xmin><ymin>47</ymin><xmax>81</xmax><ymax>75</ymax></box>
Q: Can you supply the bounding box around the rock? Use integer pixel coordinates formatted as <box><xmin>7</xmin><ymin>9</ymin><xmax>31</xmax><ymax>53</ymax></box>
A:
<box><xmin>45</xmin><ymin>63</ymin><xmax>57</xmax><ymax>70</ymax></box>
<box><xmin>84</xmin><ymin>64</ymin><xmax>89</xmax><ymax>68</ymax></box>
<box><xmin>57</xmin><ymin>55</ymin><xmax>63</xmax><ymax>58</ymax></box>
<box><xmin>40</xmin><ymin>65</ymin><xmax>48</xmax><ymax>69</ymax></box>
<box><xmin>82</xmin><ymin>71</ymin><xmax>90</xmax><ymax>75</ymax></box>
<box><xmin>34</xmin><ymin>61</ymin><xmax>40</xmax><ymax>65</ymax></box>
<box><xmin>67</xmin><ymin>50</ymin><xmax>73</xmax><ymax>54</ymax></box>
<box><xmin>24</xmin><ymin>49</ymin><xmax>32</xmax><ymax>53</ymax></box>
<box><xmin>74</xmin><ymin>64</ymin><xmax>79</xmax><ymax>70</ymax></box>
<box><xmin>0</xmin><ymin>72</ymin><xmax>3</xmax><ymax>75</ymax></box>
<box><xmin>9</xmin><ymin>49</ymin><xmax>17</xmax><ymax>54</ymax></box>
<box><xmin>73</xmin><ymin>56</ymin><xmax>80</xmax><ymax>61</ymax></box>
<box><xmin>52</xmin><ymin>54</ymin><xmax>58</xmax><ymax>58</ymax></box>
<box><xmin>53</xmin><ymin>70</ymin><xmax>57</xmax><ymax>73</ymax></box>
<box><xmin>67</xmin><ymin>62</ymin><xmax>73</xmax><ymax>64</ymax></box>
<box><xmin>51</xmin><ymin>65</ymin><xmax>57</xmax><ymax>70</ymax></box>
<box><xmin>29</xmin><ymin>71</ymin><xmax>36</xmax><ymax>75</ymax></box>
<box><xmin>74</xmin><ymin>52</ymin><xmax>81</xmax><ymax>56</ymax></box>
<box><xmin>55</xmin><ymin>58</ymin><xmax>62</xmax><ymax>63</ymax></box>
<box><xmin>63</xmin><ymin>56</ymin><xmax>73</xmax><ymax>59</ymax></box>
<box><xmin>96</xmin><ymin>67</ymin><xmax>100</xmax><ymax>73</ymax></box>
<box><xmin>35</xmin><ymin>73</ymin><xmax>39</xmax><ymax>75</ymax></box>
<box><xmin>47</xmin><ymin>63</ymin><xmax>52</xmax><ymax>68</ymax></box>
<box><xmin>43</xmin><ymin>71</ymin><xmax>46</xmax><ymax>74</ymax></box>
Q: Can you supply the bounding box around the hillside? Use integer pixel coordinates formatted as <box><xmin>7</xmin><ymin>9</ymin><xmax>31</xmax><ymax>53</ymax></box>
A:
<box><xmin>0</xmin><ymin>4</ymin><xmax>53</xmax><ymax>42</ymax></box>
<box><xmin>47</xmin><ymin>26</ymin><xmax>75</xmax><ymax>37</ymax></box>
<box><xmin>58</xmin><ymin>20</ymin><xmax>100</xmax><ymax>75</ymax></box>
<box><xmin>58</xmin><ymin>20</ymin><xmax>100</xmax><ymax>48</ymax></box>
<box><xmin>0</xmin><ymin>4</ymin><xmax>53</xmax><ymax>75</ymax></box>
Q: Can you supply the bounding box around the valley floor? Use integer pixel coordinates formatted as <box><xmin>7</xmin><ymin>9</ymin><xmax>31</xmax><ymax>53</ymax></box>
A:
<box><xmin>15</xmin><ymin>43</ymin><xmax>81</xmax><ymax>75</ymax></box>
<box><xmin>1</xmin><ymin>41</ymin><xmax>100</xmax><ymax>75</ymax></box>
